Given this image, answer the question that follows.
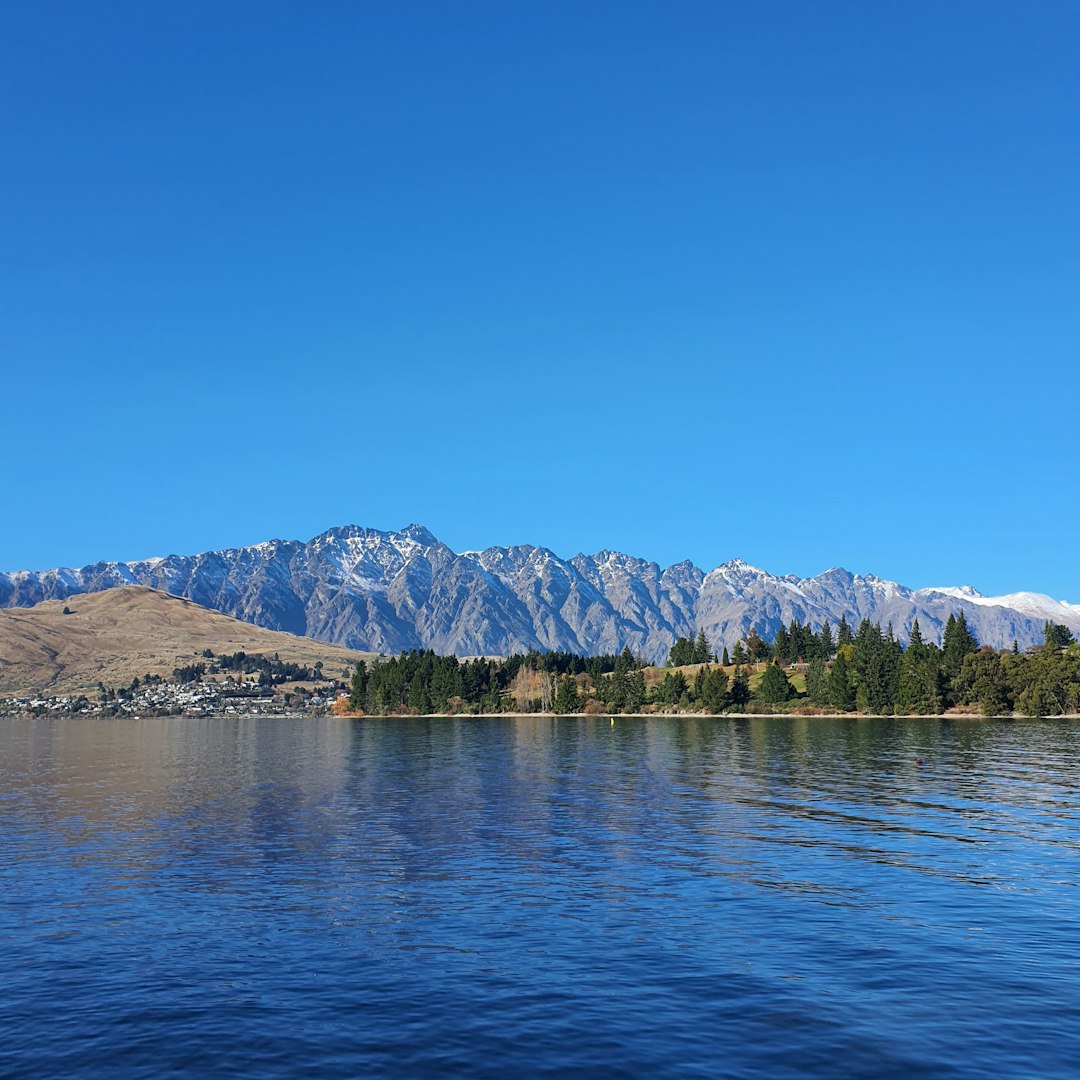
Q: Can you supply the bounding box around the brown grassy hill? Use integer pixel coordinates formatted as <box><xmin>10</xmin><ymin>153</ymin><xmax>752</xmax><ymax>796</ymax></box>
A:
<box><xmin>0</xmin><ymin>586</ymin><xmax>379</xmax><ymax>695</ymax></box>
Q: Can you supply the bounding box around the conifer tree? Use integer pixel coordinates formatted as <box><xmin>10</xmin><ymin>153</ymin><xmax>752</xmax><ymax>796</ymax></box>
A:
<box><xmin>827</xmin><ymin>652</ymin><xmax>856</xmax><ymax>711</ymax></box>
<box><xmin>897</xmin><ymin>621</ymin><xmax>941</xmax><ymax>714</ymax></box>
<box><xmin>668</xmin><ymin>637</ymin><xmax>694</xmax><ymax>666</ymax></box>
<box><xmin>837</xmin><ymin>614</ymin><xmax>853</xmax><ymax>648</ymax></box>
<box><xmin>1044</xmin><ymin>622</ymin><xmax>1076</xmax><ymax>648</ymax></box>
<box><xmin>728</xmin><ymin>665</ymin><xmax>751</xmax><ymax>707</ymax></box>
<box><xmin>943</xmin><ymin>612</ymin><xmax>979</xmax><ymax>678</ymax></box>
<box><xmin>721</xmin><ymin>646</ymin><xmax>731</xmax><ymax>666</ymax></box>
<box><xmin>692</xmin><ymin>629</ymin><xmax>712</xmax><ymax>664</ymax></box>
<box><xmin>956</xmin><ymin>650</ymin><xmax>1010</xmax><ymax>716</ymax></box>
<box><xmin>773</xmin><ymin>625</ymin><xmax>792</xmax><ymax>666</ymax></box>
<box><xmin>818</xmin><ymin>621</ymin><xmax>835</xmax><ymax>659</ymax></box>
<box><xmin>756</xmin><ymin>662</ymin><xmax>792</xmax><ymax>704</ymax></box>
<box><xmin>349</xmin><ymin>660</ymin><xmax>368</xmax><ymax>710</ymax></box>
<box><xmin>553</xmin><ymin>675</ymin><xmax>581</xmax><ymax>714</ymax></box>
<box><xmin>852</xmin><ymin>620</ymin><xmax>893</xmax><ymax>714</ymax></box>
<box><xmin>806</xmin><ymin>656</ymin><xmax>828</xmax><ymax>705</ymax></box>
<box><xmin>745</xmin><ymin>628</ymin><xmax>769</xmax><ymax>662</ymax></box>
<box><xmin>700</xmin><ymin>666</ymin><xmax>729</xmax><ymax>713</ymax></box>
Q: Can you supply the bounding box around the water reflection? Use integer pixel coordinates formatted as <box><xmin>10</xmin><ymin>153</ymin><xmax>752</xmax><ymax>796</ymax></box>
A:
<box><xmin>2</xmin><ymin>714</ymin><xmax>1079</xmax><ymax>1078</ymax></box>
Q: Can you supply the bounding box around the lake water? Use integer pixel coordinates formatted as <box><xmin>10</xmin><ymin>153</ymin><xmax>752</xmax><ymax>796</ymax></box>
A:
<box><xmin>2</xmin><ymin>715</ymin><xmax>1078</xmax><ymax>1078</ymax></box>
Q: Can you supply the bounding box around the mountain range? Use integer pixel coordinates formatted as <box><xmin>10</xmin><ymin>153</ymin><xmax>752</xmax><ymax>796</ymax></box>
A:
<box><xmin>2</xmin><ymin>524</ymin><xmax>1077</xmax><ymax>664</ymax></box>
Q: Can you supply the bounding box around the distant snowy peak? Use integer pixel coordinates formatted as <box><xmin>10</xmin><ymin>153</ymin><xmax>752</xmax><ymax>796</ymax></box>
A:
<box><xmin>922</xmin><ymin>586</ymin><xmax>1077</xmax><ymax>623</ymax></box>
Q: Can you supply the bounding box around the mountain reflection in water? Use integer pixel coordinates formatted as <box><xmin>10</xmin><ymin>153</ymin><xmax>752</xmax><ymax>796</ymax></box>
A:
<box><xmin>2</xmin><ymin>715</ymin><xmax>1078</xmax><ymax>1078</ymax></box>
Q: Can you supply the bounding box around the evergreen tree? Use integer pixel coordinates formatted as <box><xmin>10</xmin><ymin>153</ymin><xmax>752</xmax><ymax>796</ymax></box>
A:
<box><xmin>1044</xmin><ymin>621</ymin><xmax>1076</xmax><ymax>648</ymax></box>
<box><xmin>409</xmin><ymin>671</ymin><xmax>431</xmax><ymax>713</ymax></box>
<box><xmin>1013</xmin><ymin>644</ymin><xmax>1080</xmax><ymax>717</ymax></box>
<box><xmin>942</xmin><ymin>611</ymin><xmax>979</xmax><ymax>706</ymax></box>
<box><xmin>659</xmin><ymin>670</ymin><xmax>689</xmax><ymax>705</ymax></box>
<box><xmin>956</xmin><ymin>650</ymin><xmax>1011</xmax><ymax>717</ymax></box>
<box><xmin>805</xmin><ymin>656</ymin><xmax>828</xmax><ymax>705</ymax></box>
<box><xmin>773</xmin><ymin>625</ymin><xmax>792</xmax><ymax>666</ymax></box>
<box><xmin>897</xmin><ymin>622</ymin><xmax>942</xmax><ymax>715</ymax></box>
<box><xmin>692</xmin><ymin>629</ymin><xmax>712</xmax><ymax>664</ymax></box>
<box><xmin>827</xmin><ymin>652</ymin><xmax>856</xmax><ymax>711</ymax></box>
<box><xmin>819</xmin><ymin>621</ymin><xmax>835</xmax><ymax>659</ymax></box>
<box><xmin>745</xmin><ymin>628</ymin><xmax>770</xmax><ymax>662</ymax></box>
<box><xmin>756</xmin><ymin>662</ymin><xmax>792</xmax><ymax>704</ymax></box>
<box><xmin>731</xmin><ymin>641</ymin><xmax>748</xmax><ymax>666</ymax></box>
<box><xmin>553</xmin><ymin>675</ymin><xmax>582</xmax><ymax>714</ymax></box>
<box><xmin>668</xmin><ymin>637</ymin><xmax>694</xmax><ymax>666</ymax></box>
<box><xmin>728</xmin><ymin>665</ymin><xmax>751</xmax><ymax>708</ymax></box>
<box><xmin>943</xmin><ymin>612</ymin><xmax>979</xmax><ymax>677</ymax></box>
<box><xmin>721</xmin><ymin>646</ymin><xmax>731</xmax><ymax>666</ymax></box>
<box><xmin>852</xmin><ymin>619</ymin><xmax>893</xmax><ymax>714</ymax></box>
<box><xmin>700</xmin><ymin>666</ymin><xmax>729</xmax><ymax>713</ymax></box>
<box><xmin>837</xmin><ymin>614</ymin><xmax>853</xmax><ymax>648</ymax></box>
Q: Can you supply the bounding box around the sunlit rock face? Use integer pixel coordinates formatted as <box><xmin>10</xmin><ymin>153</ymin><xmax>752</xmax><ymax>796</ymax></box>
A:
<box><xmin>3</xmin><ymin>525</ymin><xmax>1076</xmax><ymax>660</ymax></box>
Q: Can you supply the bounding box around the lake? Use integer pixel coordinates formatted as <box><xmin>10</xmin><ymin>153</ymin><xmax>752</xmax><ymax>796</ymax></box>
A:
<box><xmin>2</xmin><ymin>714</ymin><xmax>1078</xmax><ymax>1078</ymax></box>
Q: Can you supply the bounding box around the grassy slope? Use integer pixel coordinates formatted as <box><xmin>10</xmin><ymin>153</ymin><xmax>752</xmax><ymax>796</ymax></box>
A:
<box><xmin>0</xmin><ymin>586</ymin><xmax>379</xmax><ymax>695</ymax></box>
<box><xmin>641</xmin><ymin>662</ymin><xmax>807</xmax><ymax>694</ymax></box>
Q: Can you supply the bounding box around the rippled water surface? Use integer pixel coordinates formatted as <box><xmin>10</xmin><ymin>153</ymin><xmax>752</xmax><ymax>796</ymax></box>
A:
<box><xmin>2</xmin><ymin>715</ymin><xmax>1079</xmax><ymax>1078</ymax></box>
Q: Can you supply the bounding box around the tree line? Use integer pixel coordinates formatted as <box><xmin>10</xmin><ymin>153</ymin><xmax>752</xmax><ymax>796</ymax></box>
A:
<box><xmin>670</xmin><ymin>615</ymin><xmax>1079</xmax><ymax>716</ymax></box>
<box><xmin>345</xmin><ymin>615</ymin><xmax>1079</xmax><ymax>717</ymax></box>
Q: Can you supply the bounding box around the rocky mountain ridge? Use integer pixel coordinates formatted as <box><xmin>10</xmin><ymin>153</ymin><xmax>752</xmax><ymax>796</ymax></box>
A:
<box><xmin>2</xmin><ymin>524</ymin><xmax>1077</xmax><ymax>663</ymax></box>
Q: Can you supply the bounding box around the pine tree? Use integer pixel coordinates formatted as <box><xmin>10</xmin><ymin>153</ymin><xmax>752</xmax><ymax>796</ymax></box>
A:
<box><xmin>942</xmin><ymin>611</ymin><xmax>979</xmax><ymax>706</ymax></box>
<box><xmin>745</xmin><ymin>628</ymin><xmax>769</xmax><ymax>662</ymax></box>
<box><xmin>818</xmin><ymin>621</ymin><xmax>834</xmax><ymax>659</ymax></box>
<box><xmin>827</xmin><ymin>652</ymin><xmax>856</xmax><ymax>711</ymax></box>
<box><xmin>943</xmin><ymin>611</ymin><xmax>979</xmax><ymax>677</ymax></box>
<box><xmin>773</xmin><ymin>625</ymin><xmax>792</xmax><ymax>666</ymax></box>
<box><xmin>731</xmin><ymin>641</ymin><xmax>748</xmax><ymax>666</ymax></box>
<box><xmin>553</xmin><ymin>675</ymin><xmax>582</xmax><ymax>714</ymax></box>
<box><xmin>721</xmin><ymin>646</ymin><xmax>731</xmax><ymax>666</ymax></box>
<box><xmin>806</xmin><ymin>656</ymin><xmax>828</xmax><ymax>705</ymax></box>
<box><xmin>700</xmin><ymin>666</ymin><xmax>729</xmax><ymax>713</ymax></box>
<box><xmin>349</xmin><ymin>660</ymin><xmax>368</xmax><ymax>710</ymax></box>
<box><xmin>956</xmin><ymin>650</ymin><xmax>1010</xmax><ymax>716</ymax></box>
<box><xmin>728</xmin><ymin>665</ymin><xmax>751</xmax><ymax>707</ymax></box>
<box><xmin>756</xmin><ymin>662</ymin><xmax>792</xmax><ymax>704</ymax></box>
<box><xmin>668</xmin><ymin>637</ymin><xmax>694</xmax><ymax>666</ymax></box>
<box><xmin>659</xmin><ymin>670</ymin><xmax>689</xmax><ymax>705</ymax></box>
<box><xmin>852</xmin><ymin>620</ymin><xmax>893</xmax><ymax>714</ymax></box>
<box><xmin>692</xmin><ymin>629</ymin><xmax>712</xmax><ymax>664</ymax></box>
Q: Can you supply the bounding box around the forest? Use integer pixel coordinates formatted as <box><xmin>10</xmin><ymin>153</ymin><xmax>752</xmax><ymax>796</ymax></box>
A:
<box><xmin>346</xmin><ymin>614</ymin><xmax>1080</xmax><ymax>718</ymax></box>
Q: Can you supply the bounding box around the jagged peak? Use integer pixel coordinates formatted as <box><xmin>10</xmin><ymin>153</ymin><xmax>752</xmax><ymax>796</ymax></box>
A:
<box><xmin>711</xmin><ymin>557</ymin><xmax>770</xmax><ymax>577</ymax></box>
<box><xmin>398</xmin><ymin>523</ymin><xmax>439</xmax><ymax>545</ymax></box>
<box><xmin>815</xmin><ymin>566</ymin><xmax>855</xmax><ymax>581</ymax></box>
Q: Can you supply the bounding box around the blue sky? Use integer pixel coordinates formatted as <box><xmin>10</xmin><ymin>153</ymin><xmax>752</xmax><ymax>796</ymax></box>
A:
<box><xmin>3</xmin><ymin>2</ymin><xmax>1078</xmax><ymax>599</ymax></box>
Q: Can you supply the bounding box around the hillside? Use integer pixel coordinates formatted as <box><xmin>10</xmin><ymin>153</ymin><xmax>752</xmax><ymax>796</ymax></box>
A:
<box><xmin>0</xmin><ymin>586</ymin><xmax>378</xmax><ymax>695</ymax></box>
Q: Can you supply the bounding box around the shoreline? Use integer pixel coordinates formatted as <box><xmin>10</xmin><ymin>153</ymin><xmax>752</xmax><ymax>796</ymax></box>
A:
<box><xmin>6</xmin><ymin>710</ymin><xmax>1079</xmax><ymax>721</ymax></box>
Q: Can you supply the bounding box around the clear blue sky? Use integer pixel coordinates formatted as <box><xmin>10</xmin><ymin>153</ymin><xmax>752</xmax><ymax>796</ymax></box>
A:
<box><xmin>3</xmin><ymin>1</ymin><xmax>1078</xmax><ymax>599</ymax></box>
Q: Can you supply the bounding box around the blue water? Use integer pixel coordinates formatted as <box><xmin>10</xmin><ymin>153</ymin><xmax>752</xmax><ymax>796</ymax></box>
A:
<box><xmin>2</xmin><ymin>715</ymin><xmax>1079</xmax><ymax>1078</ymax></box>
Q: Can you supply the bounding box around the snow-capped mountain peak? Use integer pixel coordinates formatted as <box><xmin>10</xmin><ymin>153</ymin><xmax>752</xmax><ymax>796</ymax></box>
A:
<box><xmin>1</xmin><ymin>525</ymin><xmax>1076</xmax><ymax>661</ymax></box>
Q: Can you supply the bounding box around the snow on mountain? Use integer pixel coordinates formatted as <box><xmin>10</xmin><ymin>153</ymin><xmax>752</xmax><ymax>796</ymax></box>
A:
<box><xmin>921</xmin><ymin>586</ymin><xmax>1079</xmax><ymax>624</ymax></box>
<box><xmin>1</xmin><ymin>525</ymin><xmax>1077</xmax><ymax>662</ymax></box>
